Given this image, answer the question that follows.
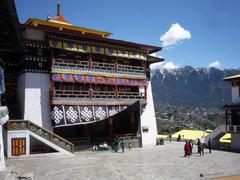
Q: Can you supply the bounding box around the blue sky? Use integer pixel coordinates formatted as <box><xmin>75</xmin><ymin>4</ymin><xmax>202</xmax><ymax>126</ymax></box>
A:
<box><xmin>15</xmin><ymin>0</ymin><xmax>240</xmax><ymax>69</ymax></box>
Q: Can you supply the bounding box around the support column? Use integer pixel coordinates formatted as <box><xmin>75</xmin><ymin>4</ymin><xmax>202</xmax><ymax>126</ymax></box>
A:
<box><xmin>143</xmin><ymin>61</ymin><xmax>147</xmax><ymax>75</ymax></box>
<box><xmin>115</xmin><ymin>58</ymin><xmax>118</xmax><ymax>72</ymax></box>
<box><xmin>144</xmin><ymin>86</ymin><xmax>147</xmax><ymax>100</ymax></box>
<box><xmin>50</xmin><ymin>49</ymin><xmax>55</xmax><ymax>100</ymax></box>
<box><xmin>107</xmin><ymin>118</ymin><xmax>114</xmax><ymax>137</ymax></box>
<box><xmin>88</xmin><ymin>54</ymin><xmax>92</xmax><ymax>69</ymax></box>
<box><xmin>83</xmin><ymin>124</ymin><xmax>89</xmax><ymax>137</ymax></box>
<box><xmin>89</xmin><ymin>84</ymin><xmax>93</xmax><ymax>99</ymax></box>
<box><xmin>130</xmin><ymin>112</ymin><xmax>135</xmax><ymax>133</ymax></box>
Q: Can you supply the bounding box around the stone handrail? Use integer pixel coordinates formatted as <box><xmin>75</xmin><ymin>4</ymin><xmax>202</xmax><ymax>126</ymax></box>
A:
<box><xmin>7</xmin><ymin>120</ymin><xmax>74</xmax><ymax>153</ymax></box>
<box><xmin>116</xmin><ymin>133</ymin><xmax>138</xmax><ymax>140</ymax></box>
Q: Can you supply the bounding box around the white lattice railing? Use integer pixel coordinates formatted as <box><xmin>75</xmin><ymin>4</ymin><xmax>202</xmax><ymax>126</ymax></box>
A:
<box><xmin>226</xmin><ymin>125</ymin><xmax>240</xmax><ymax>133</ymax></box>
<box><xmin>54</xmin><ymin>58</ymin><xmax>89</xmax><ymax>69</ymax></box>
<box><xmin>54</xmin><ymin>89</ymin><xmax>145</xmax><ymax>99</ymax></box>
<box><xmin>117</xmin><ymin>91</ymin><xmax>145</xmax><ymax>99</ymax></box>
<box><xmin>92</xmin><ymin>61</ymin><xmax>115</xmax><ymax>71</ymax></box>
<box><xmin>118</xmin><ymin>64</ymin><xmax>144</xmax><ymax>74</ymax></box>
<box><xmin>55</xmin><ymin>90</ymin><xmax>90</xmax><ymax>98</ymax></box>
<box><xmin>92</xmin><ymin>90</ymin><xmax>116</xmax><ymax>98</ymax></box>
<box><xmin>53</xmin><ymin>58</ymin><xmax>145</xmax><ymax>75</ymax></box>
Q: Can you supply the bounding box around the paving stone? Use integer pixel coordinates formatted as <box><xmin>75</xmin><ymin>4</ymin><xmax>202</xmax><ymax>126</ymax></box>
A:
<box><xmin>5</xmin><ymin>142</ymin><xmax>240</xmax><ymax>180</ymax></box>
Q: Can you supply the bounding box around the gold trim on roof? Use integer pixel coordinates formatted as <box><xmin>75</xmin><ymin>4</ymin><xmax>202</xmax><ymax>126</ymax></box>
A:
<box><xmin>25</xmin><ymin>18</ymin><xmax>112</xmax><ymax>37</ymax></box>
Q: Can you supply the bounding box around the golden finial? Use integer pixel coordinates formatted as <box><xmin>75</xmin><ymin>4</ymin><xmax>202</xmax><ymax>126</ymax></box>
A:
<box><xmin>57</xmin><ymin>1</ymin><xmax>61</xmax><ymax>16</ymax></box>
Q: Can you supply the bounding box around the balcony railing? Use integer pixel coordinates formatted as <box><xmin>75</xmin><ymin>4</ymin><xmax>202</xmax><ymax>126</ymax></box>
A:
<box><xmin>54</xmin><ymin>58</ymin><xmax>89</xmax><ymax>69</ymax></box>
<box><xmin>53</xmin><ymin>58</ymin><xmax>145</xmax><ymax>75</ymax></box>
<box><xmin>226</xmin><ymin>125</ymin><xmax>240</xmax><ymax>133</ymax></box>
<box><xmin>118</xmin><ymin>91</ymin><xmax>145</xmax><ymax>99</ymax></box>
<box><xmin>54</xmin><ymin>90</ymin><xmax>90</xmax><ymax>98</ymax></box>
<box><xmin>54</xmin><ymin>89</ymin><xmax>145</xmax><ymax>99</ymax></box>
<box><xmin>92</xmin><ymin>91</ymin><xmax>116</xmax><ymax>98</ymax></box>
<box><xmin>118</xmin><ymin>64</ymin><xmax>144</xmax><ymax>74</ymax></box>
<box><xmin>92</xmin><ymin>61</ymin><xmax>115</xmax><ymax>71</ymax></box>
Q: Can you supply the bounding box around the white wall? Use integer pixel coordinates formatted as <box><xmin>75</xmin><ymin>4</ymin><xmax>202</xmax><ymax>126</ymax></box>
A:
<box><xmin>0</xmin><ymin>125</ymin><xmax>5</xmax><ymax>169</ymax></box>
<box><xmin>17</xmin><ymin>73</ymin><xmax>52</xmax><ymax>130</ymax></box>
<box><xmin>0</xmin><ymin>110</ymin><xmax>9</xmax><ymax>169</ymax></box>
<box><xmin>140</xmin><ymin>82</ymin><xmax>158</xmax><ymax>147</ymax></box>
<box><xmin>232</xmin><ymin>86</ymin><xmax>240</xmax><ymax>104</ymax></box>
<box><xmin>231</xmin><ymin>133</ymin><xmax>240</xmax><ymax>150</ymax></box>
<box><xmin>7</xmin><ymin>130</ymin><xmax>72</xmax><ymax>157</ymax></box>
<box><xmin>17</xmin><ymin>73</ymin><xmax>26</xmax><ymax>119</ymax></box>
<box><xmin>7</xmin><ymin>130</ymin><xmax>30</xmax><ymax>157</ymax></box>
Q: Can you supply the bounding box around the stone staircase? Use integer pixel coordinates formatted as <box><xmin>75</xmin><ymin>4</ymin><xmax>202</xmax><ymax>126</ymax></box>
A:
<box><xmin>205</xmin><ymin>124</ymin><xmax>226</xmax><ymax>149</ymax></box>
<box><xmin>7</xmin><ymin>120</ymin><xmax>74</xmax><ymax>154</ymax></box>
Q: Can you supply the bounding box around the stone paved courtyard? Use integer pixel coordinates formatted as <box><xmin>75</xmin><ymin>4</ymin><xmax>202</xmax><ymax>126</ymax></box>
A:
<box><xmin>5</xmin><ymin>142</ymin><xmax>240</xmax><ymax>180</ymax></box>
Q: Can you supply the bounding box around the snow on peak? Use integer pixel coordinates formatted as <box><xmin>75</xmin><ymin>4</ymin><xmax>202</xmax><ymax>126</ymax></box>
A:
<box><xmin>163</xmin><ymin>62</ymin><xmax>178</xmax><ymax>69</ymax></box>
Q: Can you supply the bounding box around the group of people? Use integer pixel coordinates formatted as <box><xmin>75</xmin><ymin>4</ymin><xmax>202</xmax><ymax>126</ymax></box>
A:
<box><xmin>184</xmin><ymin>138</ymin><xmax>212</xmax><ymax>157</ymax></box>
<box><xmin>113</xmin><ymin>138</ymin><xmax>131</xmax><ymax>153</ymax></box>
<box><xmin>92</xmin><ymin>138</ymin><xmax>131</xmax><ymax>153</ymax></box>
<box><xmin>92</xmin><ymin>141</ymin><xmax>111</xmax><ymax>151</ymax></box>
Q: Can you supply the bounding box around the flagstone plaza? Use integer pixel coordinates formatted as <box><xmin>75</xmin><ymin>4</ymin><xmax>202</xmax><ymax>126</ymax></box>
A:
<box><xmin>4</xmin><ymin>142</ymin><xmax>240</xmax><ymax>180</ymax></box>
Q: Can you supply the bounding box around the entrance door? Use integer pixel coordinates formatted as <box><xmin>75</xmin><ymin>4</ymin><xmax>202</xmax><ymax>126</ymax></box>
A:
<box><xmin>12</xmin><ymin>138</ymin><xmax>26</xmax><ymax>156</ymax></box>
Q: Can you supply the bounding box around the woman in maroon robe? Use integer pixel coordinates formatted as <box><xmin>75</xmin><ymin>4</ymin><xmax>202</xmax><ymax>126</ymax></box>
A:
<box><xmin>184</xmin><ymin>141</ymin><xmax>190</xmax><ymax>157</ymax></box>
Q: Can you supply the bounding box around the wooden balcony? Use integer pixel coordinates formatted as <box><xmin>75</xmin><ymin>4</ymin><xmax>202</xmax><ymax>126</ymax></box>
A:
<box><xmin>53</xmin><ymin>58</ymin><xmax>145</xmax><ymax>75</ymax></box>
<box><xmin>54</xmin><ymin>89</ymin><xmax>145</xmax><ymax>100</ymax></box>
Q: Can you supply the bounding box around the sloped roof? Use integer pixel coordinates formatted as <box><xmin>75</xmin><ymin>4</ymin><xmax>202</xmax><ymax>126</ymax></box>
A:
<box><xmin>223</xmin><ymin>74</ymin><xmax>240</xmax><ymax>81</ymax></box>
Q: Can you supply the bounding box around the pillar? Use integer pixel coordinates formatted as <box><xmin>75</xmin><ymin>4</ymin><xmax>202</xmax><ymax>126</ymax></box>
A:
<box><xmin>83</xmin><ymin>124</ymin><xmax>89</xmax><ymax>137</ymax></box>
<box><xmin>107</xmin><ymin>118</ymin><xmax>114</xmax><ymax>137</ymax></box>
<box><xmin>88</xmin><ymin>54</ymin><xmax>92</xmax><ymax>69</ymax></box>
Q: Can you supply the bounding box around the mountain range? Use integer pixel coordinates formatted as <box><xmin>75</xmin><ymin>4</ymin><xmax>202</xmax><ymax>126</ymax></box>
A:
<box><xmin>151</xmin><ymin>66</ymin><xmax>240</xmax><ymax>133</ymax></box>
<box><xmin>151</xmin><ymin>66</ymin><xmax>240</xmax><ymax>108</ymax></box>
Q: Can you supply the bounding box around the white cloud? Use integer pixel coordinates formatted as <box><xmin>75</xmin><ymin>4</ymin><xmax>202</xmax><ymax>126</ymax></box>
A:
<box><xmin>160</xmin><ymin>23</ymin><xmax>191</xmax><ymax>47</ymax></box>
<box><xmin>208</xmin><ymin>61</ymin><xmax>221</xmax><ymax>69</ymax></box>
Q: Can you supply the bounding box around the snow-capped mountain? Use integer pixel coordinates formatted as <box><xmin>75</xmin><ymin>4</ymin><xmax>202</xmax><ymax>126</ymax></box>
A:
<box><xmin>151</xmin><ymin>66</ymin><xmax>240</xmax><ymax>108</ymax></box>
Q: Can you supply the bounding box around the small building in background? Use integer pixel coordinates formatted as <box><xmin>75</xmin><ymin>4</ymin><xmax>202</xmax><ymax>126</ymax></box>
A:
<box><xmin>224</xmin><ymin>74</ymin><xmax>240</xmax><ymax>150</ymax></box>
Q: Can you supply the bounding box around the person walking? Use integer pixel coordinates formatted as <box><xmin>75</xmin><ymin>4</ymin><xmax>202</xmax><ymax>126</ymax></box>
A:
<box><xmin>169</xmin><ymin>134</ymin><xmax>172</xmax><ymax>143</ymax></box>
<box><xmin>128</xmin><ymin>142</ymin><xmax>131</xmax><ymax>150</ymax></box>
<box><xmin>208</xmin><ymin>138</ymin><xmax>212</xmax><ymax>153</ymax></box>
<box><xmin>184</xmin><ymin>141</ymin><xmax>190</xmax><ymax>157</ymax></box>
<box><xmin>200</xmin><ymin>143</ymin><xmax>204</xmax><ymax>156</ymax></box>
<box><xmin>189</xmin><ymin>139</ymin><xmax>193</xmax><ymax>155</ymax></box>
<box><xmin>114</xmin><ymin>138</ymin><xmax>119</xmax><ymax>153</ymax></box>
<box><xmin>197</xmin><ymin>139</ymin><xmax>201</xmax><ymax>154</ymax></box>
<box><xmin>120</xmin><ymin>138</ymin><xmax>125</xmax><ymax>153</ymax></box>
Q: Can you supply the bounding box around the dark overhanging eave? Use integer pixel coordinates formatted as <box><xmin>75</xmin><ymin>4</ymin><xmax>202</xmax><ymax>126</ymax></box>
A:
<box><xmin>21</xmin><ymin>24</ymin><xmax>162</xmax><ymax>53</ymax></box>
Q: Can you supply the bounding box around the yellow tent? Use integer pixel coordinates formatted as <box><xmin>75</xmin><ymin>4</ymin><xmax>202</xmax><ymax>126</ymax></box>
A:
<box><xmin>220</xmin><ymin>133</ymin><xmax>231</xmax><ymax>143</ymax></box>
<box><xmin>171</xmin><ymin>129</ymin><xmax>210</xmax><ymax>140</ymax></box>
